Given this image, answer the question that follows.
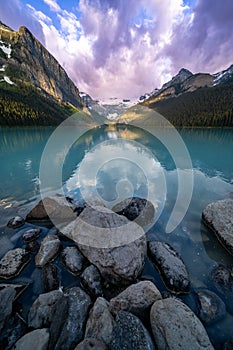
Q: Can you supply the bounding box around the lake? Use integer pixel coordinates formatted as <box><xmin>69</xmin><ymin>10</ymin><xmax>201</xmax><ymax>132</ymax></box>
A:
<box><xmin>0</xmin><ymin>125</ymin><xmax>233</xmax><ymax>348</ymax></box>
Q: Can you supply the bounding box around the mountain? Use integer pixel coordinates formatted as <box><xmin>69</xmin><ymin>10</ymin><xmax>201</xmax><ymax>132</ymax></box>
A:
<box><xmin>138</xmin><ymin>65</ymin><xmax>233</xmax><ymax>127</ymax></box>
<box><xmin>0</xmin><ymin>21</ymin><xmax>86</xmax><ymax>126</ymax></box>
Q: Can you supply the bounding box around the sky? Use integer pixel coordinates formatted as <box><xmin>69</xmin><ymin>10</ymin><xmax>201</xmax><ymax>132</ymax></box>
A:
<box><xmin>0</xmin><ymin>0</ymin><xmax>233</xmax><ymax>99</ymax></box>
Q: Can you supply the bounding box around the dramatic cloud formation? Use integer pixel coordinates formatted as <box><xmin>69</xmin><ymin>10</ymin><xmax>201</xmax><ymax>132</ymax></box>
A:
<box><xmin>0</xmin><ymin>0</ymin><xmax>233</xmax><ymax>98</ymax></box>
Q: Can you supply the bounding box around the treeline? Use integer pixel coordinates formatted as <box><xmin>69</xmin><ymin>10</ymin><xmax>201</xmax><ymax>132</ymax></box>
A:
<box><xmin>146</xmin><ymin>83</ymin><xmax>233</xmax><ymax>127</ymax></box>
<box><xmin>0</xmin><ymin>82</ymin><xmax>77</xmax><ymax>126</ymax></box>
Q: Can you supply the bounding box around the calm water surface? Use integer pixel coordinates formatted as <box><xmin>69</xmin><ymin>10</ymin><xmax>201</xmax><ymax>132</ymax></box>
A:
<box><xmin>0</xmin><ymin>125</ymin><xmax>233</xmax><ymax>348</ymax></box>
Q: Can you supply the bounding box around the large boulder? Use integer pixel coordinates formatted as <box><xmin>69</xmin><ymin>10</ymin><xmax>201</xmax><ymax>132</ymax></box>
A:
<box><xmin>85</xmin><ymin>297</ymin><xmax>115</xmax><ymax>347</ymax></box>
<box><xmin>12</xmin><ymin>329</ymin><xmax>50</xmax><ymax>350</ymax></box>
<box><xmin>150</xmin><ymin>298</ymin><xmax>214</xmax><ymax>350</ymax></box>
<box><xmin>148</xmin><ymin>241</ymin><xmax>190</xmax><ymax>293</ymax></box>
<box><xmin>28</xmin><ymin>290</ymin><xmax>63</xmax><ymax>328</ymax></box>
<box><xmin>111</xmin><ymin>311</ymin><xmax>155</xmax><ymax>350</ymax></box>
<box><xmin>62</xmin><ymin>206</ymin><xmax>147</xmax><ymax>285</ymax></box>
<box><xmin>109</xmin><ymin>281</ymin><xmax>161</xmax><ymax>318</ymax></box>
<box><xmin>202</xmin><ymin>199</ymin><xmax>233</xmax><ymax>255</ymax></box>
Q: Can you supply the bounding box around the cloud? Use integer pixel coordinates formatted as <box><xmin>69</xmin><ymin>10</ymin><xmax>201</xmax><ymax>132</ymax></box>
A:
<box><xmin>43</xmin><ymin>0</ymin><xmax>61</xmax><ymax>13</ymax></box>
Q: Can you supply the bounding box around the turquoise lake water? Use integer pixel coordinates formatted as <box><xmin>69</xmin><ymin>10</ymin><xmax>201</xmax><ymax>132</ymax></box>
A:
<box><xmin>0</xmin><ymin>125</ymin><xmax>233</xmax><ymax>348</ymax></box>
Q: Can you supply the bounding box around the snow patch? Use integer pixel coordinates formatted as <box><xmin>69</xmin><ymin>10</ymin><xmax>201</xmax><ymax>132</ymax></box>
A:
<box><xmin>2</xmin><ymin>76</ymin><xmax>14</xmax><ymax>85</ymax></box>
<box><xmin>0</xmin><ymin>41</ymin><xmax>12</xmax><ymax>58</ymax></box>
<box><xmin>0</xmin><ymin>65</ymin><xmax>5</xmax><ymax>72</ymax></box>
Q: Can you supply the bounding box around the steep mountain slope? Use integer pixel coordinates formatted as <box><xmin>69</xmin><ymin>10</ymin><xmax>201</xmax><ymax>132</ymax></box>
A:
<box><xmin>0</xmin><ymin>21</ymin><xmax>85</xmax><ymax>125</ymax></box>
<box><xmin>139</xmin><ymin>65</ymin><xmax>233</xmax><ymax>127</ymax></box>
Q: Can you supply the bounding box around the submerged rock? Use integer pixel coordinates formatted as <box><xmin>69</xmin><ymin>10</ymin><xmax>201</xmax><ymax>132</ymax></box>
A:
<box><xmin>0</xmin><ymin>286</ymin><xmax>16</xmax><ymax>332</ymax></box>
<box><xmin>81</xmin><ymin>265</ymin><xmax>103</xmax><ymax>297</ymax></box>
<box><xmin>75</xmin><ymin>338</ymin><xmax>107</xmax><ymax>350</ymax></box>
<box><xmin>54</xmin><ymin>287</ymin><xmax>92</xmax><ymax>350</ymax></box>
<box><xmin>62</xmin><ymin>206</ymin><xmax>147</xmax><ymax>285</ymax></box>
<box><xmin>26</xmin><ymin>240</ymin><xmax>40</xmax><ymax>254</ymax></box>
<box><xmin>61</xmin><ymin>246</ymin><xmax>86</xmax><ymax>275</ymax></box>
<box><xmin>28</xmin><ymin>290</ymin><xmax>63</xmax><ymax>329</ymax></box>
<box><xmin>35</xmin><ymin>235</ymin><xmax>60</xmax><ymax>267</ymax></box>
<box><xmin>109</xmin><ymin>281</ymin><xmax>161</xmax><ymax>318</ymax></box>
<box><xmin>150</xmin><ymin>298</ymin><xmax>214</xmax><ymax>350</ymax></box>
<box><xmin>211</xmin><ymin>264</ymin><xmax>232</xmax><ymax>289</ymax></box>
<box><xmin>85</xmin><ymin>297</ymin><xmax>115</xmax><ymax>347</ymax></box>
<box><xmin>42</xmin><ymin>263</ymin><xmax>59</xmax><ymax>292</ymax></box>
<box><xmin>26</xmin><ymin>195</ymin><xmax>77</xmax><ymax>225</ymax></box>
<box><xmin>202</xmin><ymin>199</ymin><xmax>233</xmax><ymax>255</ymax></box>
<box><xmin>148</xmin><ymin>241</ymin><xmax>190</xmax><ymax>293</ymax></box>
<box><xmin>196</xmin><ymin>289</ymin><xmax>226</xmax><ymax>325</ymax></box>
<box><xmin>111</xmin><ymin>311</ymin><xmax>155</xmax><ymax>350</ymax></box>
<box><xmin>22</xmin><ymin>228</ymin><xmax>41</xmax><ymax>242</ymax></box>
<box><xmin>7</xmin><ymin>216</ymin><xmax>25</xmax><ymax>229</ymax></box>
<box><xmin>12</xmin><ymin>328</ymin><xmax>50</xmax><ymax>350</ymax></box>
<box><xmin>112</xmin><ymin>197</ymin><xmax>155</xmax><ymax>228</ymax></box>
<box><xmin>0</xmin><ymin>248</ymin><xmax>30</xmax><ymax>279</ymax></box>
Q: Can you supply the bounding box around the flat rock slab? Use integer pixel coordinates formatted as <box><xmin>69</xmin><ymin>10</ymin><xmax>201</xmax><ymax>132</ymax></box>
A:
<box><xmin>109</xmin><ymin>281</ymin><xmax>161</xmax><ymax>318</ymax></box>
<box><xmin>150</xmin><ymin>298</ymin><xmax>214</xmax><ymax>350</ymax></box>
<box><xmin>85</xmin><ymin>297</ymin><xmax>115</xmax><ymax>347</ymax></box>
<box><xmin>35</xmin><ymin>235</ymin><xmax>60</xmax><ymax>267</ymax></box>
<box><xmin>148</xmin><ymin>241</ymin><xmax>190</xmax><ymax>293</ymax></box>
<box><xmin>202</xmin><ymin>199</ymin><xmax>233</xmax><ymax>255</ymax></box>
<box><xmin>62</xmin><ymin>206</ymin><xmax>147</xmax><ymax>285</ymax></box>
<box><xmin>0</xmin><ymin>248</ymin><xmax>30</xmax><ymax>279</ymax></box>
<box><xmin>111</xmin><ymin>311</ymin><xmax>155</xmax><ymax>350</ymax></box>
<box><xmin>12</xmin><ymin>328</ymin><xmax>50</xmax><ymax>350</ymax></box>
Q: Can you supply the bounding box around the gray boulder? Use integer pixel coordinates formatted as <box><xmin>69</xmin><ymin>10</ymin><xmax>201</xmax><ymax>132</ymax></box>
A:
<box><xmin>62</xmin><ymin>206</ymin><xmax>147</xmax><ymax>285</ymax></box>
<box><xmin>111</xmin><ymin>311</ymin><xmax>155</xmax><ymax>350</ymax></box>
<box><xmin>28</xmin><ymin>290</ymin><xmax>63</xmax><ymax>328</ymax></box>
<box><xmin>80</xmin><ymin>265</ymin><xmax>103</xmax><ymax>297</ymax></box>
<box><xmin>54</xmin><ymin>287</ymin><xmax>92</xmax><ymax>350</ymax></box>
<box><xmin>202</xmin><ymin>199</ymin><xmax>233</xmax><ymax>255</ymax></box>
<box><xmin>148</xmin><ymin>241</ymin><xmax>190</xmax><ymax>293</ymax></box>
<box><xmin>12</xmin><ymin>329</ymin><xmax>50</xmax><ymax>350</ymax></box>
<box><xmin>150</xmin><ymin>298</ymin><xmax>214</xmax><ymax>350</ymax></box>
<box><xmin>85</xmin><ymin>297</ymin><xmax>115</xmax><ymax>346</ymax></box>
<box><xmin>35</xmin><ymin>235</ymin><xmax>60</xmax><ymax>267</ymax></box>
<box><xmin>0</xmin><ymin>248</ymin><xmax>30</xmax><ymax>279</ymax></box>
<box><xmin>109</xmin><ymin>280</ymin><xmax>161</xmax><ymax>318</ymax></box>
<box><xmin>61</xmin><ymin>246</ymin><xmax>86</xmax><ymax>275</ymax></box>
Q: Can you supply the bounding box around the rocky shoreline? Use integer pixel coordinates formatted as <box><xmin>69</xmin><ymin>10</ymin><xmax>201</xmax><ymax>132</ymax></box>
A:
<box><xmin>0</xmin><ymin>196</ymin><xmax>232</xmax><ymax>349</ymax></box>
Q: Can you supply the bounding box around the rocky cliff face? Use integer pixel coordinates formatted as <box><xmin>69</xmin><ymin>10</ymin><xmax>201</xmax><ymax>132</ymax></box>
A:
<box><xmin>0</xmin><ymin>22</ymin><xmax>83</xmax><ymax>109</ymax></box>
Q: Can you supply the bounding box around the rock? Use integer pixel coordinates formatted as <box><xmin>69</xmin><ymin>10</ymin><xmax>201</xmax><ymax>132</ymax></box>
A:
<box><xmin>0</xmin><ymin>314</ymin><xmax>26</xmax><ymax>350</ymax></box>
<box><xmin>28</xmin><ymin>290</ymin><xmax>63</xmax><ymax>328</ymax></box>
<box><xmin>0</xmin><ymin>283</ymin><xmax>28</xmax><ymax>298</ymax></box>
<box><xmin>148</xmin><ymin>241</ymin><xmax>190</xmax><ymax>293</ymax></box>
<box><xmin>211</xmin><ymin>264</ymin><xmax>232</xmax><ymax>289</ymax></box>
<box><xmin>111</xmin><ymin>311</ymin><xmax>155</xmax><ymax>350</ymax></box>
<box><xmin>54</xmin><ymin>287</ymin><xmax>92</xmax><ymax>350</ymax></box>
<box><xmin>150</xmin><ymin>298</ymin><xmax>214</xmax><ymax>350</ymax></box>
<box><xmin>62</xmin><ymin>206</ymin><xmax>146</xmax><ymax>285</ymax></box>
<box><xmin>48</xmin><ymin>296</ymin><xmax>69</xmax><ymax>350</ymax></box>
<box><xmin>42</xmin><ymin>263</ymin><xmax>59</xmax><ymax>292</ymax></box>
<box><xmin>0</xmin><ymin>248</ymin><xmax>30</xmax><ymax>279</ymax></box>
<box><xmin>85</xmin><ymin>297</ymin><xmax>115</xmax><ymax>346</ymax></box>
<box><xmin>75</xmin><ymin>338</ymin><xmax>107</xmax><ymax>350</ymax></box>
<box><xmin>7</xmin><ymin>216</ymin><xmax>25</xmax><ymax>229</ymax></box>
<box><xmin>26</xmin><ymin>195</ymin><xmax>77</xmax><ymax>225</ymax></box>
<box><xmin>0</xmin><ymin>287</ymin><xmax>16</xmax><ymax>332</ymax></box>
<box><xmin>196</xmin><ymin>289</ymin><xmax>226</xmax><ymax>325</ymax></box>
<box><xmin>112</xmin><ymin>197</ymin><xmax>155</xmax><ymax>228</ymax></box>
<box><xmin>35</xmin><ymin>235</ymin><xmax>60</xmax><ymax>267</ymax></box>
<box><xmin>109</xmin><ymin>281</ymin><xmax>161</xmax><ymax>318</ymax></box>
<box><xmin>202</xmin><ymin>199</ymin><xmax>233</xmax><ymax>255</ymax></box>
<box><xmin>224</xmin><ymin>340</ymin><xmax>233</xmax><ymax>350</ymax></box>
<box><xmin>12</xmin><ymin>329</ymin><xmax>50</xmax><ymax>350</ymax></box>
<box><xmin>22</xmin><ymin>228</ymin><xmax>41</xmax><ymax>242</ymax></box>
<box><xmin>61</xmin><ymin>246</ymin><xmax>86</xmax><ymax>275</ymax></box>
<box><xmin>26</xmin><ymin>240</ymin><xmax>40</xmax><ymax>254</ymax></box>
<box><xmin>81</xmin><ymin>265</ymin><xmax>103</xmax><ymax>297</ymax></box>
